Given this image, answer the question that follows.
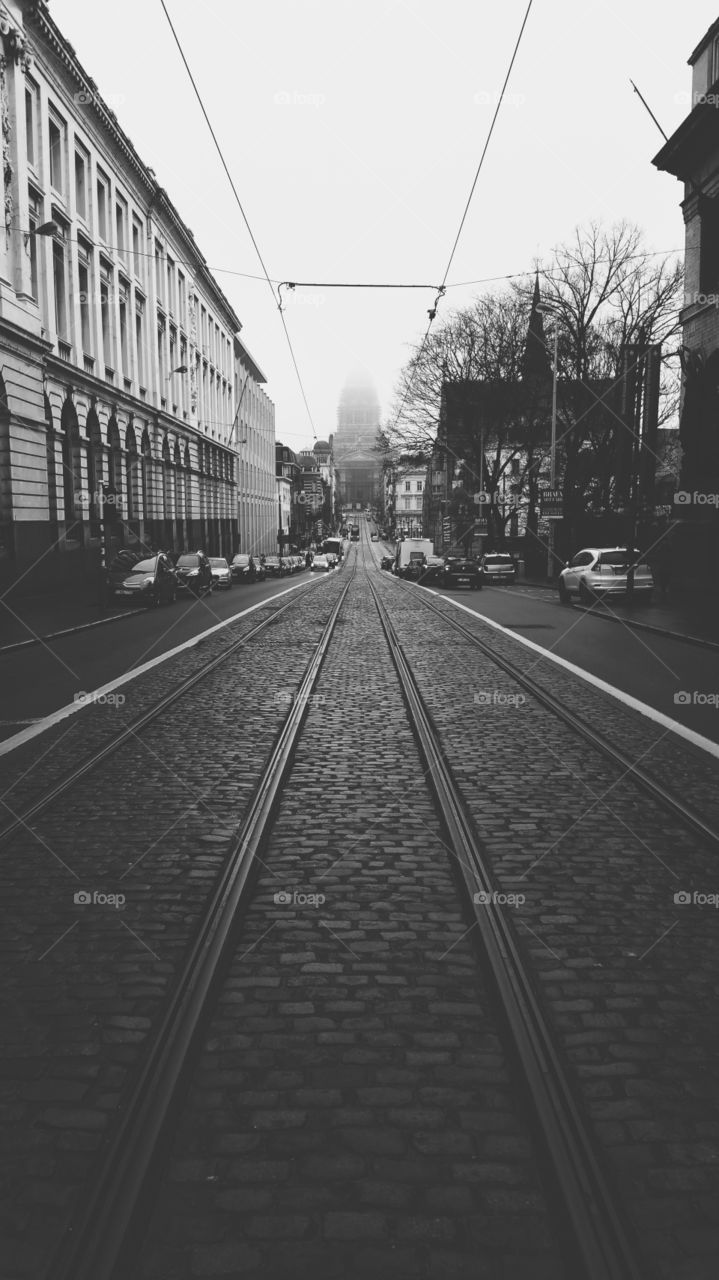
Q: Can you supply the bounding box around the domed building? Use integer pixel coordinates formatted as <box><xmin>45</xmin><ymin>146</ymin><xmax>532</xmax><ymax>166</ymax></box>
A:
<box><xmin>333</xmin><ymin>372</ymin><xmax>382</xmax><ymax>508</ymax></box>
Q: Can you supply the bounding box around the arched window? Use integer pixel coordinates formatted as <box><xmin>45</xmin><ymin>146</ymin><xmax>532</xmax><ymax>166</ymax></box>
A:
<box><xmin>162</xmin><ymin>436</ymin><xmax>172</xmax><ymax>521</ymax></box>
<box><xmin>125</xmin><ymin>423</ymin><xmax>138</xmax><ymax>521</ymax></box>
<box><xmin>60</xmin><ymin>398</ymin><xmax>83</xmax><ymax>531</ymax></box>
<box><xmin>140</xmin><ymin>427</ymin><xmax>152</xmax><ymax>520</ymax></box>
<box><xmin>107</xmin><ymin>414</ymin><xmax>123</xmax><ymax>501</ymax></box>
<box><xmin>86</xmin><ymin>408</ymin><xmax>102</xmax><ymax>535</ymax></box>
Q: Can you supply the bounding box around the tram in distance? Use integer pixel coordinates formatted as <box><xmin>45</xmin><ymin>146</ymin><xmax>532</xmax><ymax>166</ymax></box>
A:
<box><xmin>350</xmin><ymin>525</ymin><xmax>360</xmax><ymax>541</ymax></box>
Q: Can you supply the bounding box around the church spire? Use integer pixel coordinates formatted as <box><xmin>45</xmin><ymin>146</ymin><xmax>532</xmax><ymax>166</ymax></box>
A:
<box><xmin>521</xmin><ymin>273</ymin><xmax>552</xmax><ymax>387</ymax></box>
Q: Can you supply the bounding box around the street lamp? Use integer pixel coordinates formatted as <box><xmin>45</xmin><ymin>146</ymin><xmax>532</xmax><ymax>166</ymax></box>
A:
<box><xmin>24</xmin><ymin>220</ymin><xmax>59</xmax><ymax>248</ymax></box>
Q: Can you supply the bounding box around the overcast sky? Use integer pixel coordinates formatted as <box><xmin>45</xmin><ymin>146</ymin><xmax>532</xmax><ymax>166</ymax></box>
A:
<box><xmin>52</xmin><ymin>0</ymin><xmax>717</xmax><ymax>450</ymax></box>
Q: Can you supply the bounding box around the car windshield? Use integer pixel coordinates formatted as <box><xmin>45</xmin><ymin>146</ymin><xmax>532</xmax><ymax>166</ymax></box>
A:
<box><xmin>177</xmin><ymin>555</ymin><xmax>200</xmax><ymax>568</ymax></box>
<box><xmin>266</xmin><ymin>556</ymin><xmax>279</xmax><ymax>564</ymax></box>
<box><xmin>484</xmin><ymin>555</ymin><xmax>512</xmax><ymax>564</ymax></box>
<box><xmin>210</xmin><ymin>559</ymin><xmax>228</xmax><ymax>568</ymax></box>
<box><xmin>233</xmin><ymin>555</ymin><xmax>250</xmax><ymax>565</ymax></box>
<box><xmin>129</xmin><ymin>557</ymin><xmax>157</xmax><ymax>573</ymax></box>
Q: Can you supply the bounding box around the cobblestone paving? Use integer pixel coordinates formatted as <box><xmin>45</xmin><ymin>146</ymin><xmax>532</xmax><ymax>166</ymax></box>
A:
<box><xmin>0</xmin><ymin>575</ymin><xmax>343</xmax><ymax>1280</ymax></box>
<box><xmin>371</xmin><ymin>564</ymin><xmax>719</xmax><ymax>1280</ymax></box>
<box><xmin>137</xmin><ymin>566</ymin><xmax>566</xmax><ymax>1279</ymax></box>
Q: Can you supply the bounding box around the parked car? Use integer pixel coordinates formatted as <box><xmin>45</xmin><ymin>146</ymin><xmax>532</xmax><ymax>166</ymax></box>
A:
<box><xmin>558</xmin><ymin>547</ymin><xmax>653</xmax><ymax>603</ymax></box>
<box><xmin>209</xmin><ymin>557</ymin><xmax>233</xmax><ymax>590</ymax></box>
<box><xmin>480</xmin><ymin>552</ymin><xmax>516</xmax><ymax>585</ymax></box>
<box><xmin>109</xmin><ymin>553</ymin><xmax>178</xmax><ymax>607</ymax></box>
<box><xmin>370</xmin><ymin>532</ymin><xmax>378</xmax><ymax>541</ymax></box>
<box><xmin>442</xmin><ymin>557</ymin><xmax>483</xmax><ymax>590</ymax></box>
<box><xmin>263</xmin><ymin>555</ymin><xmax>285</xmax><ymax>578</ymax></box>
<box><xmin>422</xmin><ymin>555</ymin><xmax>446</xmax><ymax>584</ymax></box>
<box><xmin>325</xmin><ymin>552</ymin><xmax>338</xmax><ymax>570</ymax></box>
<box><xmin>380</xmin><ymin>555</ymin><xmax>395</xmax><ymax>571</ymax></box>
<box><xmin>175</xmin><ymin>550</ymin><xmax>213</xmax><ymax>596</ymax></box>
<box><xmin>231</xmin><ymin>553</ymin><xmax>264</xmax><ymax>583</ymax></box>
<box><xmin>311</xmin><ymin>554</ymin><xmax>331</xmax><ymax>572</ymax></box>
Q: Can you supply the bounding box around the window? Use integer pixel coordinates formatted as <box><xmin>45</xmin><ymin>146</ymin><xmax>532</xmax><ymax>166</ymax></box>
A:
<box><xmin>25</xmin><ymin>82</ymin><xmax>38</xmax><ymax>168</ymax></box>
<box><xmin>27</xmin><ymin>188</ymin><xmax>41</xmax><ymax>299</ymax></box>
<box><xmin>119</xmin><ymin>281</ymin><xmax>129</xmax><ymax>375</ymax></box>
<box><xmin>96</xmin><ymin>170</ymin><xmax>110</xmax><ymax>241</ymax></box>
<box><xmin>157</xmin><ymin>320</ymin><xmax>166</xmax><ymax>383</ymax></box>
<box><xmin>154</xmin><ymin>239</ymin><xmax>163</xmax><ymax>303</ymax></box>
<box><xmin>100</xmin><ymin>260</ymin><xmax>114</xmax><ymax>368</ymax></box>
<box><xmin>115</xmin><ymin>197</ymin><xmax>128</xmax><ymax>260</ymax></box>
<box><xmin>166</xmin><ymin>255</ymin><xmax>175</xmax><ymax>314</ymax></box>
<box><xmin>48</xmin><ymin>113</ymin><xmax>66</xmax><ymax>196</ymax></box>
<box><xmin>52</xmin><ymin>235</ymin><xmax>69</xmax><ymax>339</ymax></box>
<box><xmin>416</xmin><ymin>480</ymin><xmax>423</xmax><ymax>492</ymax></box>
<box><xmin>74</xmin><ymin>147</ymin><xmax>88</xmax><ymax>220</ymax></box>
<box><xmin>712</xmin><ymin>34</ymin><xmax>719</xmax><ymax>86</ymax></box>
<box><xmin>178</xmin><ymin>271</ymin><xmax>186</xmax><ymax>320</ymax></box>
<box><xmin>132</xmin><ymin>216</ymin><xmax>143</xmax><ymax>282</ymax></box>
<box><xmin>699</xmin><ymin>196</ymin><xmax>719</xmax><ymax>293</ymax></box>
<box><xmin>135</xmin><ymin>303</ymin><xmax>145</xmax><ymax>387</ymax></box>
<box><xmin>77</xmin><ymin>242</ymin><xmax>93</xmax><ymax>354</ymax></box>
<box><xmin>404</xmin><ymin>480</ymin><xmax>411</xmax><ymax>491</ymax></box>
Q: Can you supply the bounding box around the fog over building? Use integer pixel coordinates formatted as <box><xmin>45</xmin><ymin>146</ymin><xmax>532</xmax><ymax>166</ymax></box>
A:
<box><xmin>333</xmin><ymin>371</ymin><xmax>382</xmax><ymax>508</ymax></box>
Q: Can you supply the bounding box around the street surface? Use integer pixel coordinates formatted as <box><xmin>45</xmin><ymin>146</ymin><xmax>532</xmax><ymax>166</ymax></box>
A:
<box><xmin>0</xmin><ymin>531</ymin><xmax>718</xmax><ymax>1279</ymax></box>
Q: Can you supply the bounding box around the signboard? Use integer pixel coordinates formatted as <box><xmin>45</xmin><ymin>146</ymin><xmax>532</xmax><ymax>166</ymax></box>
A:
<box><xmin>442</xmin><ymin>518</ymin><xmax>452</xmax><ymax>540</ymax></box>
<box><xmin>539</xmin><ymin>487</ymin><xmax>562</xmax><ymax>519</ymax></box>
<box><xmin>472</xmin><ymin>519</ymin><xmax>488</xmax><ymax>535</ymax></box>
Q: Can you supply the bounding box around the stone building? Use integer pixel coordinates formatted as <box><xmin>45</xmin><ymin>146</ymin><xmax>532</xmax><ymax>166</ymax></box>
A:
<box><xmin>333</xmin><ymin>372</ymin><xmax>382</xmax><ymax>508</ymax></box>
<box><xmin>234</xmin><ymin>338</ymin><xmax>277</xmax><ymax>558</ymax></box>
<box><xmin>0</xmin><ymin>0</ymin><xmax>272</xmax><ymax>595</ymax></box>
<box><xmin>653</xmin><ymin>17</ymin><xmax>719</xmax><ymax>582</ymax></box>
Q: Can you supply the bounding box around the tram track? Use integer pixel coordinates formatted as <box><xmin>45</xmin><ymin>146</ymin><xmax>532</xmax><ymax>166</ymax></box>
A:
<box><xmin>39</xmin><ymin>530</ymin><xmax>649</xmax><ymax>1280</ymax></box>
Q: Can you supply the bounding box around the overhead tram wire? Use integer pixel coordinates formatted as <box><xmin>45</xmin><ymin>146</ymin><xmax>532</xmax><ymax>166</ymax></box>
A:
<box><xmin>158</xmin><ymin>0</ymin><xmax>318</xmax><ymax>439</ymax></box>
<box><xmin>389</xmin><ymin>0</ymin><xmax>535</xmax><ymax>439</ymax></box>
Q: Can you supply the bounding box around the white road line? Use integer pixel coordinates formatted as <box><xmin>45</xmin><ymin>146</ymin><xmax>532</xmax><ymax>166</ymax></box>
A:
<box><xmin>426</xmin><ymin>589</ymin><xmax>719</xmax><ymax>762</ymax></box>
<box><xmin>0</xmin><ymin>578</ymin><xmax>317</xmax><ymax>758</ymax></box>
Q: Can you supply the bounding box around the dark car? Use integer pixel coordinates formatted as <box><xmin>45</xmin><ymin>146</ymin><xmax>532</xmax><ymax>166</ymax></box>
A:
<box><xmin>380</xmin><ymin>555</ymin><xmax>394</xmax><ymax>571</ymax></box>
<box><xmin>442</xmin><ymin>557</ymin><xmax>483</xmax><ymax>590</ymax></box>
<box><xmin>264</xmin><ymin>555</ymin><xmax>285</xmax><ymax>578</ymax></box>
<box><xmin>175</xmin><ymin>550</ymin><xmax>213</xmax><ymax>596</ymax></box>
<box><xmin>231</xmin><ymin>553</ymin><xmax>264</xmax><ymax>583</ymax></box>
<box><xmin>109</xmin><ymin>553</ymin><xmax>178</xmax><ymax>607</ymax></box>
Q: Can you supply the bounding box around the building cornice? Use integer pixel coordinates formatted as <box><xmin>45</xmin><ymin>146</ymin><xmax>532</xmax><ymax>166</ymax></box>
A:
<box><xmin>653</xmin><ymin>91</ymin><xmax>719</xmax><ymax>181</ymax></box>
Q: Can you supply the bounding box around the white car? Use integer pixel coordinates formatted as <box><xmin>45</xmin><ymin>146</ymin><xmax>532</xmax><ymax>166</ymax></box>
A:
<box><xmin>209</xmin><ymin>557</ymin><xmax>232</xmax><ymax>590</ymax></box>
<box><xmin>311</xmin><ymin>554</ymin><xmax>331</xmax><ymax>572</ymax></box>
<box><xmin>558</xmin><ymin>548</ymin><xmax>653</xmax><ymax>603</ymax></box>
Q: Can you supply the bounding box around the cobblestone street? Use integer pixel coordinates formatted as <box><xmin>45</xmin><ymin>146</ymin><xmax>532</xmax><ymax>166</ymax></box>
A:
<box><xmin>1</xmin><ymin>541</ymin><xmax>718</xmax><ymax>1278</ymax></box>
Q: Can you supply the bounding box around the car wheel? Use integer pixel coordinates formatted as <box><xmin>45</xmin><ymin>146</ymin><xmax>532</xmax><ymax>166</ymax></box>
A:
<box><xmin>558</xmin><ymin>580</ymin><xmax>570</xmax><ymax>604</ymax></box>
<box><xmin>578</xmin><ymin>581</ymin><xmax>593</xmax><ymax>605</ymax></box>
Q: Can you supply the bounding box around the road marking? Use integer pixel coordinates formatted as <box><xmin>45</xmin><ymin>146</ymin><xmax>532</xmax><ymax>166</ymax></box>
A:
<box><xmin>426</xmin><ymin>589</ymin><xmax>719</xmax><ymax>762</ymax></box>
<box><xmin>0</xmin><ymin>578</ymin><xmax>318</xmax><ymax>758</ymax></box>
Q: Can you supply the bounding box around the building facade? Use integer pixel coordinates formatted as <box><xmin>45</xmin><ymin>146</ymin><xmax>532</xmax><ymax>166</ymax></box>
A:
<box><xmin>653</xmin><ymin>18</ymin><xmax>719</xmax><ymax>583</ymax></box>
<box><xmin>0</xmin><ymin>0</ymin><xmax>274</xmax><ymax>596</ymax></box>
<box><xmin>390</xmin><ymin>462</ymin><xmax>425</xmax><ymax>537</ymax></box>
<box><xmin>234</xmin><ymin>338</ymin><xmax>277</xmax><ymax>558</ymax></box>
<box><xmin>333</xmin><ymin>372</ymin><xmax>382</xmax><ymax>508</ymax></box>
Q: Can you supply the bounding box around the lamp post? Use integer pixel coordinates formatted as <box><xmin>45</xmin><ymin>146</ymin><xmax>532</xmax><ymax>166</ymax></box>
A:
<box><xmin>535</xmin><ymin>307</ymin><xmax>560</xmax><ymax>578</ymax></box>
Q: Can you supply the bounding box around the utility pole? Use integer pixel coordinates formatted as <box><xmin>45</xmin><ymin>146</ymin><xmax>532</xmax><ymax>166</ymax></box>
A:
<box><xmin>626</xmin><ymin>330</ymin><xmax>646</xmax><ymax>602</ymax></box>
<box><xmin>546</xmin><ymin>327</ymin><xmax>559</xmax><ymax>578</ymax></box>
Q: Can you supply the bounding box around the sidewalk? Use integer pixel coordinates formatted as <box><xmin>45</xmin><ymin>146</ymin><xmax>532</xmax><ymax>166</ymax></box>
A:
<box><xmin>520</xmin><ymin>576</ymin><xmax>719</xmax><ymax>650</ymax></box>
<box><xmin>0</xmin><ymin>589</ymin><xmax>143</xmax><ymax>653</ymax></box>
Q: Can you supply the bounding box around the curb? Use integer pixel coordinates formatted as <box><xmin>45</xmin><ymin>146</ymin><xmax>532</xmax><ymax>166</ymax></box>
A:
<box><xmin>568</xmin><ymin>602</ymin><xmax>719</xmax><ymax>653</ymax></box>
<box><xmin>0</xmin><ymin>606</ymin><xmax>148</xmax><ymax>655</ymax></box>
